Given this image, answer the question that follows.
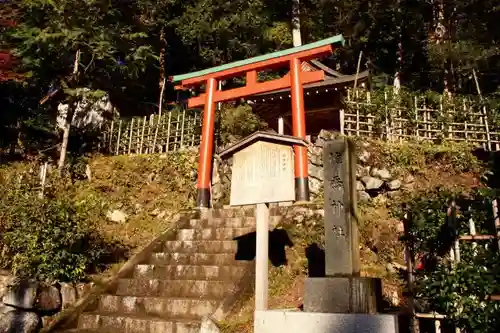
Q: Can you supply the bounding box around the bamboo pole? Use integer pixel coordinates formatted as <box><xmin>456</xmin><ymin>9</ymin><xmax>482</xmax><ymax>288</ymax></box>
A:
<box><xmin>146</xmin><ymin>114</ymin><xmax>153</xmax><ymax>153</ymax></box>
<box><xmin>136</xmin><ymin>117</ymin><xmax>141</xmax><ymax>154</ymax></box>
<box><xmin>174</xmin><ymin>112</ymin><xmax>181</xmax><ymax>150</ymax></box>
<box><xmin>180</xmin><ymin>109</ymin><xmax>186</xmax><ymax>148</ymax></box>
<box><xmin>152</xmin><ymin>114</ymin><xmax>159</xmax><ymax>153</ymax></box>
<box><xmin>166</xmin><ymin>111</ymin><xmax>172</xmax><ymax>152</ymax></box>
<box><xmin>109</xmin><ymin>120</ymin><xmax>114</xmax><ymax>153</ymax></box>
<box><xmin>492</xmin><ymin>199</ymin><xmax>500</xmax><ymax>251</ymax></box>
<box><xmin>116</xmin><ymin>120</ymin><xmax>122</xmax><ymax>155</ymax></box>
<box><xmin>128</xmin><ymin>118</ymin><xmax>134</xmax><ymax>155</ymax></box>
<box><xmin>140</xmin><ymin>116</ymin><xmax>146</xmax><ymax>154</ymax></box>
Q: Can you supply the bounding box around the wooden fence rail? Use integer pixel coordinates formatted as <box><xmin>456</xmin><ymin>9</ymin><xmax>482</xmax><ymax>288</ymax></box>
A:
<box><xmin>101</xmin><ymin>109</ymin><xmax>202</xmax><ymax>155</ymax></box>
<box><xmin>344</xmin><ymin>90</ymin><xmax>500</xmax><ymax>151</ymax></box>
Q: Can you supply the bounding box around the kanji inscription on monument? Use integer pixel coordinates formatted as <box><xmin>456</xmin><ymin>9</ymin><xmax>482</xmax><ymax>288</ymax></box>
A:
<box><xmin>323</xmin><ymin>139</ymin><xmax>360</xmax><ymax>276</ymax></box>
<box><xmin>230</xmin><ymin>141</ymin><xmax>295</xmax><ymax>206</ymax></box>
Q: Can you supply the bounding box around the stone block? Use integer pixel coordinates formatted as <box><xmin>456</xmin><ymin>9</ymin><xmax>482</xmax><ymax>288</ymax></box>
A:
<box><xmin>0</xmin><ymin>310</ymin><xmax>41</xmax><ymax>333</ymax></box>
<box><xmin>303</xmin><ymin>277</ymin><xmax>382</xmax><ymax>314</ymax></box>
<box><xmin>36</xmin><ymin>284</ymin><xmax>61</xmax><ymax>312</ymax></box>
<box><xmin>254</xmin><ymin>310</ymin><xmax>398</xmax><ymax>333</ymax></box>
<box><xmin>2</xmin><ymin>280</ymin><xmax>39</xmax><ymax>310</ymax></box>
<box><xmin>60</xmin><ymin>283</ymin><xmax>76</xmax><ymax>310</ymax></box>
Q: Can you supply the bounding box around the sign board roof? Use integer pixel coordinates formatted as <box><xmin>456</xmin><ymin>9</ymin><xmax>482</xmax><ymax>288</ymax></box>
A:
<box><xmin>219</xmin><ymin>131</ymin><xmax>308</xmax><ymax>159</ymax></box>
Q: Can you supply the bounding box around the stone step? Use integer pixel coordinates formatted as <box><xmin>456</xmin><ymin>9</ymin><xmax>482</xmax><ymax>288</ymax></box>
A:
<box><xmin>149</xmin><ymin>252</ymin><xmax>247</xmax><ymax>266</ymax></box>
<box><xmin>112</xmin><ymin>279</ymin><xmax>237</xmax><ymax>299</ymax></box>
<box><xmin>79</xmin><ymin>313</ymin><xmax>200</xmax><ymax>333</ymax></box>
<box><xmin>188</xmin><ymin>217</ymin><xmax>256</xmax><ymax>229</ymax></box>
<box><xmin>96</xmin><ymin>295</ymin><xmax>218</xmax><ymax>319</ymax></box>
<box><xmin>210</xmin><ymin>207</ymin><xmax>255</xmax><ymax>218</ymax></box>
<box><xmin>131</xmin><ymin>264</ymin><xmax>245</xmax><ymax>281</ymax></box>
<box><xmin>176</xmin><ymin>227</ymin><xmax>254</xmax><ymax>241</ymax></box>
<box><xmin>161</xmin><ymin>240</ymin><xmax>238</xmax><ymax>254</ymax></box>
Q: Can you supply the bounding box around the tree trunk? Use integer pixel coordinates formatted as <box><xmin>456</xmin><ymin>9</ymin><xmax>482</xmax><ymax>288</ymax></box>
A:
<box><xmin>58</xmin><ymin>102</ymin><xmax>74</xmax><ymax>172</ymax></box>
<box><xmin>292</xmin><ymin>0</ymin><xmax>302</xmax><ymax>47</ymax></box>
<box><xmin>158</xmin><ymin>27</ymin><xmax>167</xmax><ymax>115</ymax></box>
<box><xmin>393</xmin><ymin>0</ymin><xmax>403</xmax><ymax>93</ymax></box>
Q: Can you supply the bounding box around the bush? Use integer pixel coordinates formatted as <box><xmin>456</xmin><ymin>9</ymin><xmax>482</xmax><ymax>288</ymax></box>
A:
<box><xmin>395</xmin><ymin>187</ymin><xmax>500</xmax><ymax>332</ymax></box>
<box><xmin>217</xmin><ymin>103</ymin><xmax>267</xmax><ymax>146</ymax></box>
<box><xmin>364</xmin><ymin>139</ymin><xmax>482</xmax><ymax>175</ymax></box>
<box><xmin>0</xmin><ymin>162</ymin><xmax>120</xmax><ymax>282</ymax></box>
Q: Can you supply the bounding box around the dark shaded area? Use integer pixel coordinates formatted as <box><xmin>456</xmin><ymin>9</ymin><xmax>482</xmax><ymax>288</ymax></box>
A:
<box><xmin>305</xmin><ymin>243</ymin><xmax>325</xmax><ymax>277</ymax></box>
<box><xmin>474</xmin><ymin>148</ymin><xmax>500</xmax><ymax>190</ymax></box>
<box><xmin>233</xmin><ymin>228</ymin><xmax>294</xmax><ymax>267</ymax></box>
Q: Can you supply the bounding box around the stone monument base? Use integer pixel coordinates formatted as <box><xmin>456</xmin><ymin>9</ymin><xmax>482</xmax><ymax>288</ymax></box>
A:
<box><xmin>254</xmin><ymin>310</ymin><xmax>398</xmax><ymax>333</ymax></box>
<box><xmin>303</xmin><ymin>277</ymin><xmax>382</xmax><ymax>314</ymax></box>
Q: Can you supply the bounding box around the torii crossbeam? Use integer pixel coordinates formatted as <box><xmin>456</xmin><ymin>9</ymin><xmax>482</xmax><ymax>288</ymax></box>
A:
<box><xmin>172</xmin><ymin>35</ymin><xmax>345</xmax><ymax>208</ymax></box>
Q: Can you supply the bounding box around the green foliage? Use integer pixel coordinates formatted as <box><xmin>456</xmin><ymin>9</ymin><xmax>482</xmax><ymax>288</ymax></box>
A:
<box><xmin>395</xmin><ymin>187</ymin><xmax>500</xmax><ymax>332</ymax></box>
<box><xmin>0</xmin><ymin>163</ymin><xmax>112</xmax><ymax>282</ymax></box>
<box><xmin>361</xmin><ymin>137</ymin><xmax>482</xmax><ymax>176</ymax></box>
<box><xmin>217</xmin><ymin>104</ymin><xmax>268</xmax><ymax>146</ymax></box>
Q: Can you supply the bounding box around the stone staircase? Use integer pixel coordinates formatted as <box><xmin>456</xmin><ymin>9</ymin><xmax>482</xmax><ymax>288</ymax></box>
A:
<box><xmin>68</xmin><ymin>207</ymin><xmax>259</xmax><ymax>333</ymax></box>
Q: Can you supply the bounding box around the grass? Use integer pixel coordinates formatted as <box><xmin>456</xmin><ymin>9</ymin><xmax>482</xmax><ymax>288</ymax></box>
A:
<box><xmin>0</xmin><ymin>150</ymin><xmax>199</xmax><ymax>280</ymax></box>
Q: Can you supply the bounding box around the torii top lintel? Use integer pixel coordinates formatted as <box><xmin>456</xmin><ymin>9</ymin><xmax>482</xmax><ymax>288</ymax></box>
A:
<box><xmin>171</xmin><ymin>35</ymin><xmax>345</xmax><ymax>108</ymax></box>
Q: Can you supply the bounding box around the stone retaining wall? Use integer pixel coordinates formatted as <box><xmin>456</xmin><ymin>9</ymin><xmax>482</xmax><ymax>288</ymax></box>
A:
<box><xmin>0</xmin><ymin>274</ymin><xmax>92</xmax><ymax>333</ymax></box>
<box><xmin>212</xmin><ymin>130</ymin><xmax>414</xmax><ymax>205</ymax></box>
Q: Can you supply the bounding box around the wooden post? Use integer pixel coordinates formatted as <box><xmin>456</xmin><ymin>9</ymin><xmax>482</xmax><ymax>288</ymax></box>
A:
<box><xmin>404</xmin><ymin>212</ymin><xmax>420</xmax><ymax>333</ymax></box>
<box><xmin>339</xmin><ymin>109</ymin><xmax>345</xmax><ymax>135</ymax></box>
<box><xmin>196</xmin><ymin>77</ymin><xmax>218</xmax><ymax>208</ymax></box>
<box><xmin>128</xmin><ymin>118</ymin><xmax>134</xmax><ymax>155</ymax></box>
<box><xmin>180</xmin><ymin>109</ymin><xmax>186</xmax><ymax>148</ymax></box>
<box><xmin>191</xmin><ymin>113</ymin><xmax>197</xmax><ymax>146</ymax></box>
<box><xmin>116</xmin><ymin>120</ymin><xmax>122</xmax><ymax>155</ymax></box>
<box><xmin>492</xmin><ymin>199</ymin><xmax>500</xmax><ymax>251</ymax></box>
<box><xmin>39</xmin><ymin>162</ymin><xmax>48</xmax><ymax>199</ymax></box>
<box><xmin>414</xmin><ymin>97</ymin><xmax>419</xmax><ymax>139</ymax></box>
<box><xmin>255</xmin><ymin>203</ymin><xmax>269</xmax><ymax>311</ymax></box>
<box><xmin>136</xmin><ymin>117</ymin><xmax>141</xmax><ymax>154</ymax></box>
<box><xmin>146</xmin><ymin>115</ymin><xmax>153</xmax><ymax>153</ymax></box>
<box><xmin>166</xmin><ymin>111</ymin><xmax>173</xmax><ymax>152</ymax></box>
<box><xmin>290</xmin><ymin>57</ymin><xmax>309</xmax><ymax>202</ymax></box>
<box><xmin>468</xmin><ymin>209</ymin><xmax>477</xmax><ymax>255</ymax></box>
<box><xmin>174</xmin><ymin>112</ymin><xmax>181</xmax><ymax>150</ymax></box>
<box><xmin>152</xmin><ymin>114</ymin><xmax>159</xmax><ymax>153</ymax></box>
<box><xmin>140</xmin><ymin>116</ymin><xmax>146</xmax><ymax>154</ymax></box>
<box><xmin>109</xmin><ymin>120</ymin><xmax>114</xmax><ymax>153</ymax></box>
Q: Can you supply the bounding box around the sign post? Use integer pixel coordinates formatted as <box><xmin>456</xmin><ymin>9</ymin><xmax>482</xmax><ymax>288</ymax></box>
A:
<box><xmin>255</xmin><ymin>202</ymin><xmax>269</xmax><ymax>310</ymax></box>
<box><xmin>219</xmin><ymin>131</ymin><xmax>308</xmax><ymax>314</ymax></box>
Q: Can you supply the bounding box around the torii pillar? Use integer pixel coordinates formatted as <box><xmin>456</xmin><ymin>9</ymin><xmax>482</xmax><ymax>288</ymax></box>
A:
<box><xmin>172</xmin><ymin>35</ymin><xmax>345</xmax><ymax>208</ymax></box>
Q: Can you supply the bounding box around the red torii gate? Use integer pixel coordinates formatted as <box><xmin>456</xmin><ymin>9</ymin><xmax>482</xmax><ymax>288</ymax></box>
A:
<box><xmin>172</xmin><ymin>35</ymin><xmax>345</xmax><ymax>208</ymax></box>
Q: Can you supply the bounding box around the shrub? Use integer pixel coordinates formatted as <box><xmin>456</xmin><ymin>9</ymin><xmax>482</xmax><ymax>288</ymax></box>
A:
<box><xmin>0</xmin><ymin>162</ymin><xmax>119</xmax><ymax>282</ymax></box>
<box><xmin>217</xmin><ymin>103</ymin><xmax>267</xmax><ymax>146</ymax></box>
<box><xmin>395</xmin><ymin>187</ymin><xmax>500</xmax><ymax>333</ymax></box>
<box><xmin>365</xmin><ymin>139</ymin><xmax>482</xmax><ymax>175</ymax></box>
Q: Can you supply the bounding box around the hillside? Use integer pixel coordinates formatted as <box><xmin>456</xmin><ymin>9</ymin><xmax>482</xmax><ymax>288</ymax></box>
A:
<box><xmin>0</xmin><ymin>136</ymin><xmax>490</xmax><ymax>332</ymax></box>
<box><xmin>219</xmin><ymin>137</ymin><xmax>487</xmax><ymax>332</ymax></box>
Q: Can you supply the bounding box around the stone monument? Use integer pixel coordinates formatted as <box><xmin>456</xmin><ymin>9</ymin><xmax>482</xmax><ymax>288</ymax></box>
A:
<box><xmin>254</xmin><ymin>138</ymin><xmax>398</xmax><ymax>333</ymax></box>
<box><xmin>303</xmin><ymin>138</ymin><xmax>381</xmax><ymax>313</ymax></box>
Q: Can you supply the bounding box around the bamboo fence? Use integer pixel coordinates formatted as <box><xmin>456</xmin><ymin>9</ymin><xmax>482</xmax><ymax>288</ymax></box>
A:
<box><xmin>101</xmin><ymin>109</ymin><xmax>202</xmax><ymax>155</ymax></box>
<box><xmin>404</xmin><ymin>200</ymin><xmax>500</xmax><ymax>333</ymax></box>
<box><xmin>344</xmin><ymin>89</ymin><xmax>500</xmax><ymax>151</ymax></box>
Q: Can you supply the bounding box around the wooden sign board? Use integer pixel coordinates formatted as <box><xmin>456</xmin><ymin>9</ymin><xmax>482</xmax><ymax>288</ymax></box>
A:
<box><xmin>230</xmin><ymin>141</ymin><xmax>295</xmax><ymax>206</ymax></box>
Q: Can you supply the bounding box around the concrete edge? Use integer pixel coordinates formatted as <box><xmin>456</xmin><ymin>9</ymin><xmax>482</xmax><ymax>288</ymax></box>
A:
<box><xmin>199</xmin><ymin>315</ymin><xmax>222</xmax><ymax>333</ymax></box>
<box><xmin>210</xmin><ymin>261</ymin><xmax>256</xmax><ymax>322</ymax></box>
<box><xmin>40</xmin><ymin>209</ymin><xmax>195</xmax><ymax>333</ymax></box>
